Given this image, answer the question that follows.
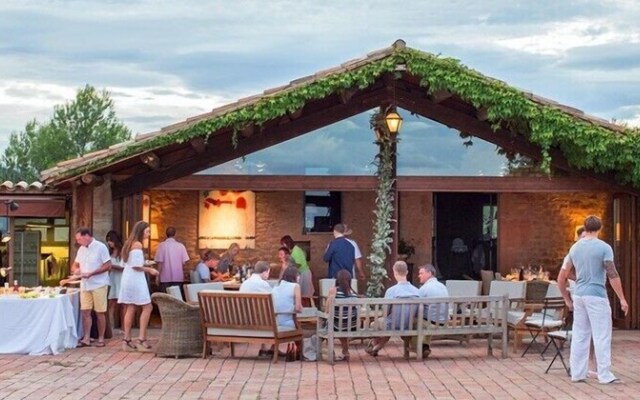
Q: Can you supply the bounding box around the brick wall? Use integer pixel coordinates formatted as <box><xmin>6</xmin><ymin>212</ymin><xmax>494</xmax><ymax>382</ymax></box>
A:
<box><xmin>147</xmin><ymin>189</ymin><xmax>612</xmax><ymax>286</ymax></box>
<box><xmin>499</xmin><ymin>192</ymin><xmax>611</xmax><ymax>277</ymax></box>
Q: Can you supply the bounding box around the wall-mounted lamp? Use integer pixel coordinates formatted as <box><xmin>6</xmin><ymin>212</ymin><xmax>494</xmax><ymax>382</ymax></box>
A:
<box><xmin>1</xmin><ymin>232</ymin><xmax>11</xmax><ymax>243</ymax></box>
<box><xmin>150</xmin><ymin>223</ymin><xmax>159</xmax><ymax>240</ymax></box>
<box><xmin>2</xmin><ymin>200</ymin><xmax>18</xmax><ymax>243</ymax></box>
<box><xmin>373</xmin><ymin>107</ymin><xmax>403</xmax><ymax>143</ymax></box>
<box><xmin>140</xmin><ymin>152</ymin><xmax>161</xmax><ymax>170</ymax></box>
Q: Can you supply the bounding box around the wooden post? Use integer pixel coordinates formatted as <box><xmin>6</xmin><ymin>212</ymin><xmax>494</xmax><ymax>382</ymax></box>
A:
<box><xmin>70</xmin><ymin>184</ymin><xmax>94</xmax><ymax>263</ymax></box>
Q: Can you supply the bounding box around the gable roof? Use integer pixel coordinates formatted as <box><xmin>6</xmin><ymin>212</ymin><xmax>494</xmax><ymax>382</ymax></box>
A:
<box><xmin>40</xmin><ymin>39</ymin><xmax>640</xmax><ymax>195</ymax></box>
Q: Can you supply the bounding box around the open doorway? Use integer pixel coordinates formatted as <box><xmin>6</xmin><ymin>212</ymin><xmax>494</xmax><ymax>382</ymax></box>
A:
<box><xmin>433</xmin><ymin>193</ymin><xmax>497</xmax><ymax>280</ymax></box>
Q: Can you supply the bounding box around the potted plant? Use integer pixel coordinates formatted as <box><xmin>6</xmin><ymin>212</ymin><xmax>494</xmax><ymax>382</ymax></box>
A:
<box><xmin>398</xmin><ymin>238</ymin><xmax>416</xmax><ymax>261</ymax></box>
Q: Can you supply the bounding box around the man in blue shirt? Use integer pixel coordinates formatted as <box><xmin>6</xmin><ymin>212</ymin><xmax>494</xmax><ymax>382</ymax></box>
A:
<box><xmin>366</xmin><ymin>261</ymin><xmax>420</xmax><ymax>357</ymax></box>
<box><xmin>323</xmin><ymin>223</ymin><xmax>355</xmax><ymax>279</ymax></box>
<box><xmin>558</xmin><ymin>215</ymin><xmax>628</xmax><ymax>384</ymax></box>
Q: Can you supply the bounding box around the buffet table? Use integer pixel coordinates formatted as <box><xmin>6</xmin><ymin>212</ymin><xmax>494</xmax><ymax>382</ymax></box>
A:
<box><xmin>0</xmin><ymin>290</ymin><xmax>81</xmax><ymax>355</ymax></box>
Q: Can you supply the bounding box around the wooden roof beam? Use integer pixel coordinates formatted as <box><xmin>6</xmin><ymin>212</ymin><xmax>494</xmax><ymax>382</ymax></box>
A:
<box><xmin>111</xmin><ymin>87</ymin><xmax>391</xmax><ymax>199</ymax></box>
<box><xmin>190</xmin><ymin>137</ymin><xmax>207</xmax><ymax>154</ymax></box>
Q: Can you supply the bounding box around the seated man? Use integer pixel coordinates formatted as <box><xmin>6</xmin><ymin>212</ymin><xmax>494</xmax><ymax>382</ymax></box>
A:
<box><xmin>239</xmin><ymin>261</ymin><xmax>271</xmax><ymax>292</ymax></box>
<box><xmin>416</xmin><ymin>264</ymin><xmax>449</xmax><ymax>357</ymax></box>
<box><xmin>193</xmin><ymin>250</ymin><xmax>220</xmax><ymax>283</ymax></box>
<box><xmin>366</xmin><ymin>260</ymin><xmax>420</xmax><ymax>357</ymax></box>
<box><xmin>239</xmin><ymin>261</ymin><xmax>273</xmax><ymax>357</ymax></box>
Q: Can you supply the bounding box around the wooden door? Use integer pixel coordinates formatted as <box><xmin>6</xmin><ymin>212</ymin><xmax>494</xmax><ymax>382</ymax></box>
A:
<box><xmin>611</xmin><ymin>194</ymin><xmax>637</xmax><ymax>329</ymax></box>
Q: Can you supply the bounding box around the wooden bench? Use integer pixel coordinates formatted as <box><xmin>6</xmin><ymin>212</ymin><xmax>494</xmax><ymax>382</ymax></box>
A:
<box><xmin>316</xmin><ymin>295</ymin><xmax>509</xmax><ymax>364</ymax></box>
<box><xmin>198</xmin><ymin>291</ymin><xmax>303</xmax><ymax>363</ymax></box>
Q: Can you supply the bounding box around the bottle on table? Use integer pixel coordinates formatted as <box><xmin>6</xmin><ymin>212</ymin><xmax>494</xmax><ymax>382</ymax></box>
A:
<box><xmin>13</xmin><ymin>279</ymin><xmax>19</xmax><ymax>292</ymax></box>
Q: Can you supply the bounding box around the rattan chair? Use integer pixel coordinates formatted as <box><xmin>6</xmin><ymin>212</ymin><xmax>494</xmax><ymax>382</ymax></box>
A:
<box><xmin>151</xmin><ymin>292</ymin><xmax>202</xmax><ymax>358</ymax></box>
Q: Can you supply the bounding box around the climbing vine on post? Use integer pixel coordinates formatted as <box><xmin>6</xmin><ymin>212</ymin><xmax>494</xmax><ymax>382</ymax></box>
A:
<box><xmin>366</xmin><ymin>111</ymin><xmax>395</xmax><ymax>298</ymax></box>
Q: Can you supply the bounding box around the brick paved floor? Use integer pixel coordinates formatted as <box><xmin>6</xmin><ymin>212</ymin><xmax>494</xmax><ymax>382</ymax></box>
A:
<box><xmin>1</xmin><ymin>330</ymin><xmax>639</xmax><ymax>400</ymax></box>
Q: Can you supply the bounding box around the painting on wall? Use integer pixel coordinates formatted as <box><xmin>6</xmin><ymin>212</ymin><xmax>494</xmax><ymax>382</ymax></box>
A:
<box><xmin>198</xmin><ymin>190</ymin><xmax>256</xmax><ymax>250</ymax></box>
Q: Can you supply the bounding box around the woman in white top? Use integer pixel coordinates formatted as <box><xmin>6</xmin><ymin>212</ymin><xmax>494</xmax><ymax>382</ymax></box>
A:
<box><xmin>272</xmin><ymin>265</ymin><xmax>303</xmax><ymax>328</ymax></box>
<box><xmin>106</xmin><ymin>230</ymin><xmax>124</xmax><ymax>331</ymax></box>
<box><xmin>118</xmin><ymin>221</ymin><xmax>159</xmax><ymax>352</ymax></box>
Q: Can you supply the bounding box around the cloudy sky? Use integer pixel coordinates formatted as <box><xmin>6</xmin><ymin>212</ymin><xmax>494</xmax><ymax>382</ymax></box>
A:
<box><xmin>1</xmin><ymin>0</ymin><xmax>639</xmax><ymax>175</ymax></box>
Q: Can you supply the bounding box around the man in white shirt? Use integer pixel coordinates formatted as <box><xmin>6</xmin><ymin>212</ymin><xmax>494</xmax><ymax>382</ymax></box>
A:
<box><xmin>72</xmin><ymin>227</ymin><xmax>112</xmax><ymax>347</ymax></box>
<box><xmin>417</xmin><ymin>264</ymin><xmax>449</xmax><ymax>358</ymax></box>
<box><xmin>239</xmin><ymin>260</ymin><xmax>272</xmax><ymax>356</ymax></box>
<box><xmin>239</xmin><ymin>261</ymin><xmax>272</xmax><ymax>293</ymax></box>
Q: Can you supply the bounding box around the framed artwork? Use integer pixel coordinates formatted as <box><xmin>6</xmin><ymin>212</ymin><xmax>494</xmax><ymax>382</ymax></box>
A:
<box><xmin>198</xmin><ymin>190</ymin><xmax>256</xmax><ymax>249</ymax></box>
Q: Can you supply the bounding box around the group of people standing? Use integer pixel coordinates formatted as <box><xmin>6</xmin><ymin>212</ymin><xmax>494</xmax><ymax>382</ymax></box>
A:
<box><xmin>72</xmin><ymin>221</ymin><xmax>158</xmax><ymax>352</ymax></box>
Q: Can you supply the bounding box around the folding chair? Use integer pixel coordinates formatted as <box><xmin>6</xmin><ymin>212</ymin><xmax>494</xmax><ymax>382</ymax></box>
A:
<box><xmin>544</xmin><ymin>311</ymin><xmax>572</xmax><ymax>376</ymax></box>
<box><xmin>521</xmin><ymin>297</ymin><xmax>566</xmax><ymax>358</ymax></box>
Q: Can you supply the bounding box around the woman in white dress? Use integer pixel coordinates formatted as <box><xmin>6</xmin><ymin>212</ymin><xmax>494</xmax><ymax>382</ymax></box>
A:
<box><xmin>118</xmin><ymin>221</ymin><xmax>159</xmax><ymax>351</ymax></box>
<box><xmin>106</xmin><ymin>230</ymin><xmax>124</xmax><ymax>332</ymax></box>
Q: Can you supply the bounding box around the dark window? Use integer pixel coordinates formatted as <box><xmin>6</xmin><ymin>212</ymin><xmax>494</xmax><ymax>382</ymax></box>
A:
<box><xmin>304</xmin><ymin>191</ymin><xmax>341</xmax><ymax>233</ymax></box>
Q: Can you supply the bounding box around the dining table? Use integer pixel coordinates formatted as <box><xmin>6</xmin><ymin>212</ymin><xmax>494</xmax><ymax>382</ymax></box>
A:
<box><xmin>0</xmin><ymin>290</ymin><xmax>81</xmax><ymax>355</ymax></box>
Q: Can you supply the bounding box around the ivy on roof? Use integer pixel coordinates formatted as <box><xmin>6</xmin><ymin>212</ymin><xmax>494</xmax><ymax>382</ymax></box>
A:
<box><xmin>47</xmin><ymin>45</ymin><xmax>640</xmax><ymax>188</ymax></box>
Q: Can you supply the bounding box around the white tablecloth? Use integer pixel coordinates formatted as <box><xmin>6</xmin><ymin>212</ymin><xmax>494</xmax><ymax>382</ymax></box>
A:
<box><xmin>0</xmin><ymin>291</ymin><xmax>80</xmax><ymax>355</ymax></box>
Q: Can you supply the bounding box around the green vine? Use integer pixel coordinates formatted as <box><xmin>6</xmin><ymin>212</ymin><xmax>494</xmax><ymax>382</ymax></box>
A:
<box><xmin>366</xmin><ymin>110</ymin><xmax>395</xmax><ymax>298</ymax></box>
<box><xmin>44</xmin><ymin>43</ymin><xmax>640</xmax><ymax>190</ymax></box>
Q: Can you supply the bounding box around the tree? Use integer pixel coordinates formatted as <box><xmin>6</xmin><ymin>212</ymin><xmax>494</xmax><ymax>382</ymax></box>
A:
<box><xmin>0</xmin><ymin>85</ymin><xmax>131</xmax><ymax>181</ymax></box>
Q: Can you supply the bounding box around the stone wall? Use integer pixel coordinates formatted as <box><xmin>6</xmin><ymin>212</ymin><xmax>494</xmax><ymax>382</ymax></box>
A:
<box><xmin>499</xmin><ymin>192</ymin><xmax>611</xmax><ymax>277</ymax></box>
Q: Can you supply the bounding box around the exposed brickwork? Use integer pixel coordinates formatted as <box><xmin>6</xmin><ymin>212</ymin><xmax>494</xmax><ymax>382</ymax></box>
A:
<box><xmin>149</xmin><ymin>190</ymin><xmax>199</xmax><ymax>280</ymax></box>
<box><xmin>147</xmin><ymin>190</ymin><xmax>613</xmax><ymax>284</ymax></box>
<box><xmin>499</xmin><ymin>192</ymin><xmax>611</xmax><ymax>276</ymax></box>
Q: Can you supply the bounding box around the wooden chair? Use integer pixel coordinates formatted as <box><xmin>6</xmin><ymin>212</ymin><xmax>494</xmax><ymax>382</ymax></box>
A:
<box><xmin>488</xmin><ymin>280</ymin><xmax>527</xmax><ymax>352</ymax></box>
<box><xmin>198</xmin><ymin>291</ymin><xmax>303</xmax><ymax>363</ymax></box>
<box><xmin>445</xmin><ymin>280</ymin><xmax>482</xmax><ymax>297</ymax></box>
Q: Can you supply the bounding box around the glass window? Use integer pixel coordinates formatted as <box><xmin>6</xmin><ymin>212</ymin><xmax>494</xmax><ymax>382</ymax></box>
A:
<box><xmin>304</xmin><ymin>191</ymin><xmax>341</xmax><ymax>233</ymax></box>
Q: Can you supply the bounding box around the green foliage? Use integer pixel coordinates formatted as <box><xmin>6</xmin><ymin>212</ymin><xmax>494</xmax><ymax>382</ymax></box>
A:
<box><xmin>2</xmin><ymin>85</ymin><xmax>131</xmax><ymax>181</ymax></box>
<box><xmin>46</xmin><ymin>45</ymin><xmax>640</xmax><ymax>189</ymax></box>
<box><xmin>366</xmin><ymin>116</ymin><xmax>395</xmax><ymax>298</ymax></box>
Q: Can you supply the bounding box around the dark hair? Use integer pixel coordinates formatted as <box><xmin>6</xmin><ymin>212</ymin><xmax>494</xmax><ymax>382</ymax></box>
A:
<box><xmin>584</xmin><ymin>215</ymin><xmax>602</xmax><ymax>233</ymax></box>
<box><xmin>576</xmin><ymin>226</ymin><xmax>585</xmax><ymax>236</ymax></box>
<box><xmin>336</xmin><ymin>269</ymin><xmax>355</xmax><ymax>296</ymax></box>
<box><xmin>122</xmin><ymin>221</ymin><xmax>149</xmax><ymax>262</ymax></box>
<box><xmin>280</xmin><ymin>235</ymin><xmax>295</xmax><ymax>250</ymax></box>
<box><xmin>278</xmin><ymin>246</ymin><xmax>291</xmax><ymax>256</ymax></box>
<box><xmin>105</xmin><ymin>230</ymin><xmax>123</xmax><ymax>257</ymax></box>
<box><xmin>166</xmin><ymin>226</ymin><xmax>176</xmax><ymax>238</ymax></box>
<box><xmin>75</xmin><ymin>227</ymin><xmax>92</xmax><ymax>237</ymax></box>
<box><xmin>280</xmin><ymin>265</ymin><xmax>299</xmax><ymax>283</ymax></box>
<box><xmin>202</xmin><ymin>250</ymin><xmax>220</xmax><ymax>261</ymax></box>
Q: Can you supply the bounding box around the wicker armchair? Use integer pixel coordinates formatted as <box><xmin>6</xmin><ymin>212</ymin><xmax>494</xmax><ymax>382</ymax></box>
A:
<box><xmin>151</xmin><ymin>292</ymin><xmax>202</xmax><ymax>358</ymax></box>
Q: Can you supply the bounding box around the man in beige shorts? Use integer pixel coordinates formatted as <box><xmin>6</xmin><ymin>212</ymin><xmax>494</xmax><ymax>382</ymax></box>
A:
<box><xmin>72</xmin><ymin>227</ymin><xmax>112</xmax><ymax>347</ymax></box>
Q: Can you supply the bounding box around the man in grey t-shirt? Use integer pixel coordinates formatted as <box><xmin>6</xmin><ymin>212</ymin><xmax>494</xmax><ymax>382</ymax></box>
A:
<box><xmin>558</xmin><ymin>215</ymin><xmax>628</xmax><ymax>384</ymax></box>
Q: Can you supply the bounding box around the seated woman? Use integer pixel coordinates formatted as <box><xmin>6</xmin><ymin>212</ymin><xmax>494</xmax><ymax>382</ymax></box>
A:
<box><xmin>272</xmin><ymin>265</ymin><xmax>303</xmax><ymax>329</ymax></box>
<box><xmin>326</xmin><ymin>270</ymin><xmax>358</xmax><ymax>361</ymax></box>
<box><xmin>218</xmin><ymin>243</ymin><xmax>240</xmax><ymax>275</ymax></box>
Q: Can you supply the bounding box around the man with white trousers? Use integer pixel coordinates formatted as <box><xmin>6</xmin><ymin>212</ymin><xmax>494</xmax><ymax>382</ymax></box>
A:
<box><xmin>558</xmin><ymin>215</ymin><xmax>629</xmax><ymax>384</ymax></box>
